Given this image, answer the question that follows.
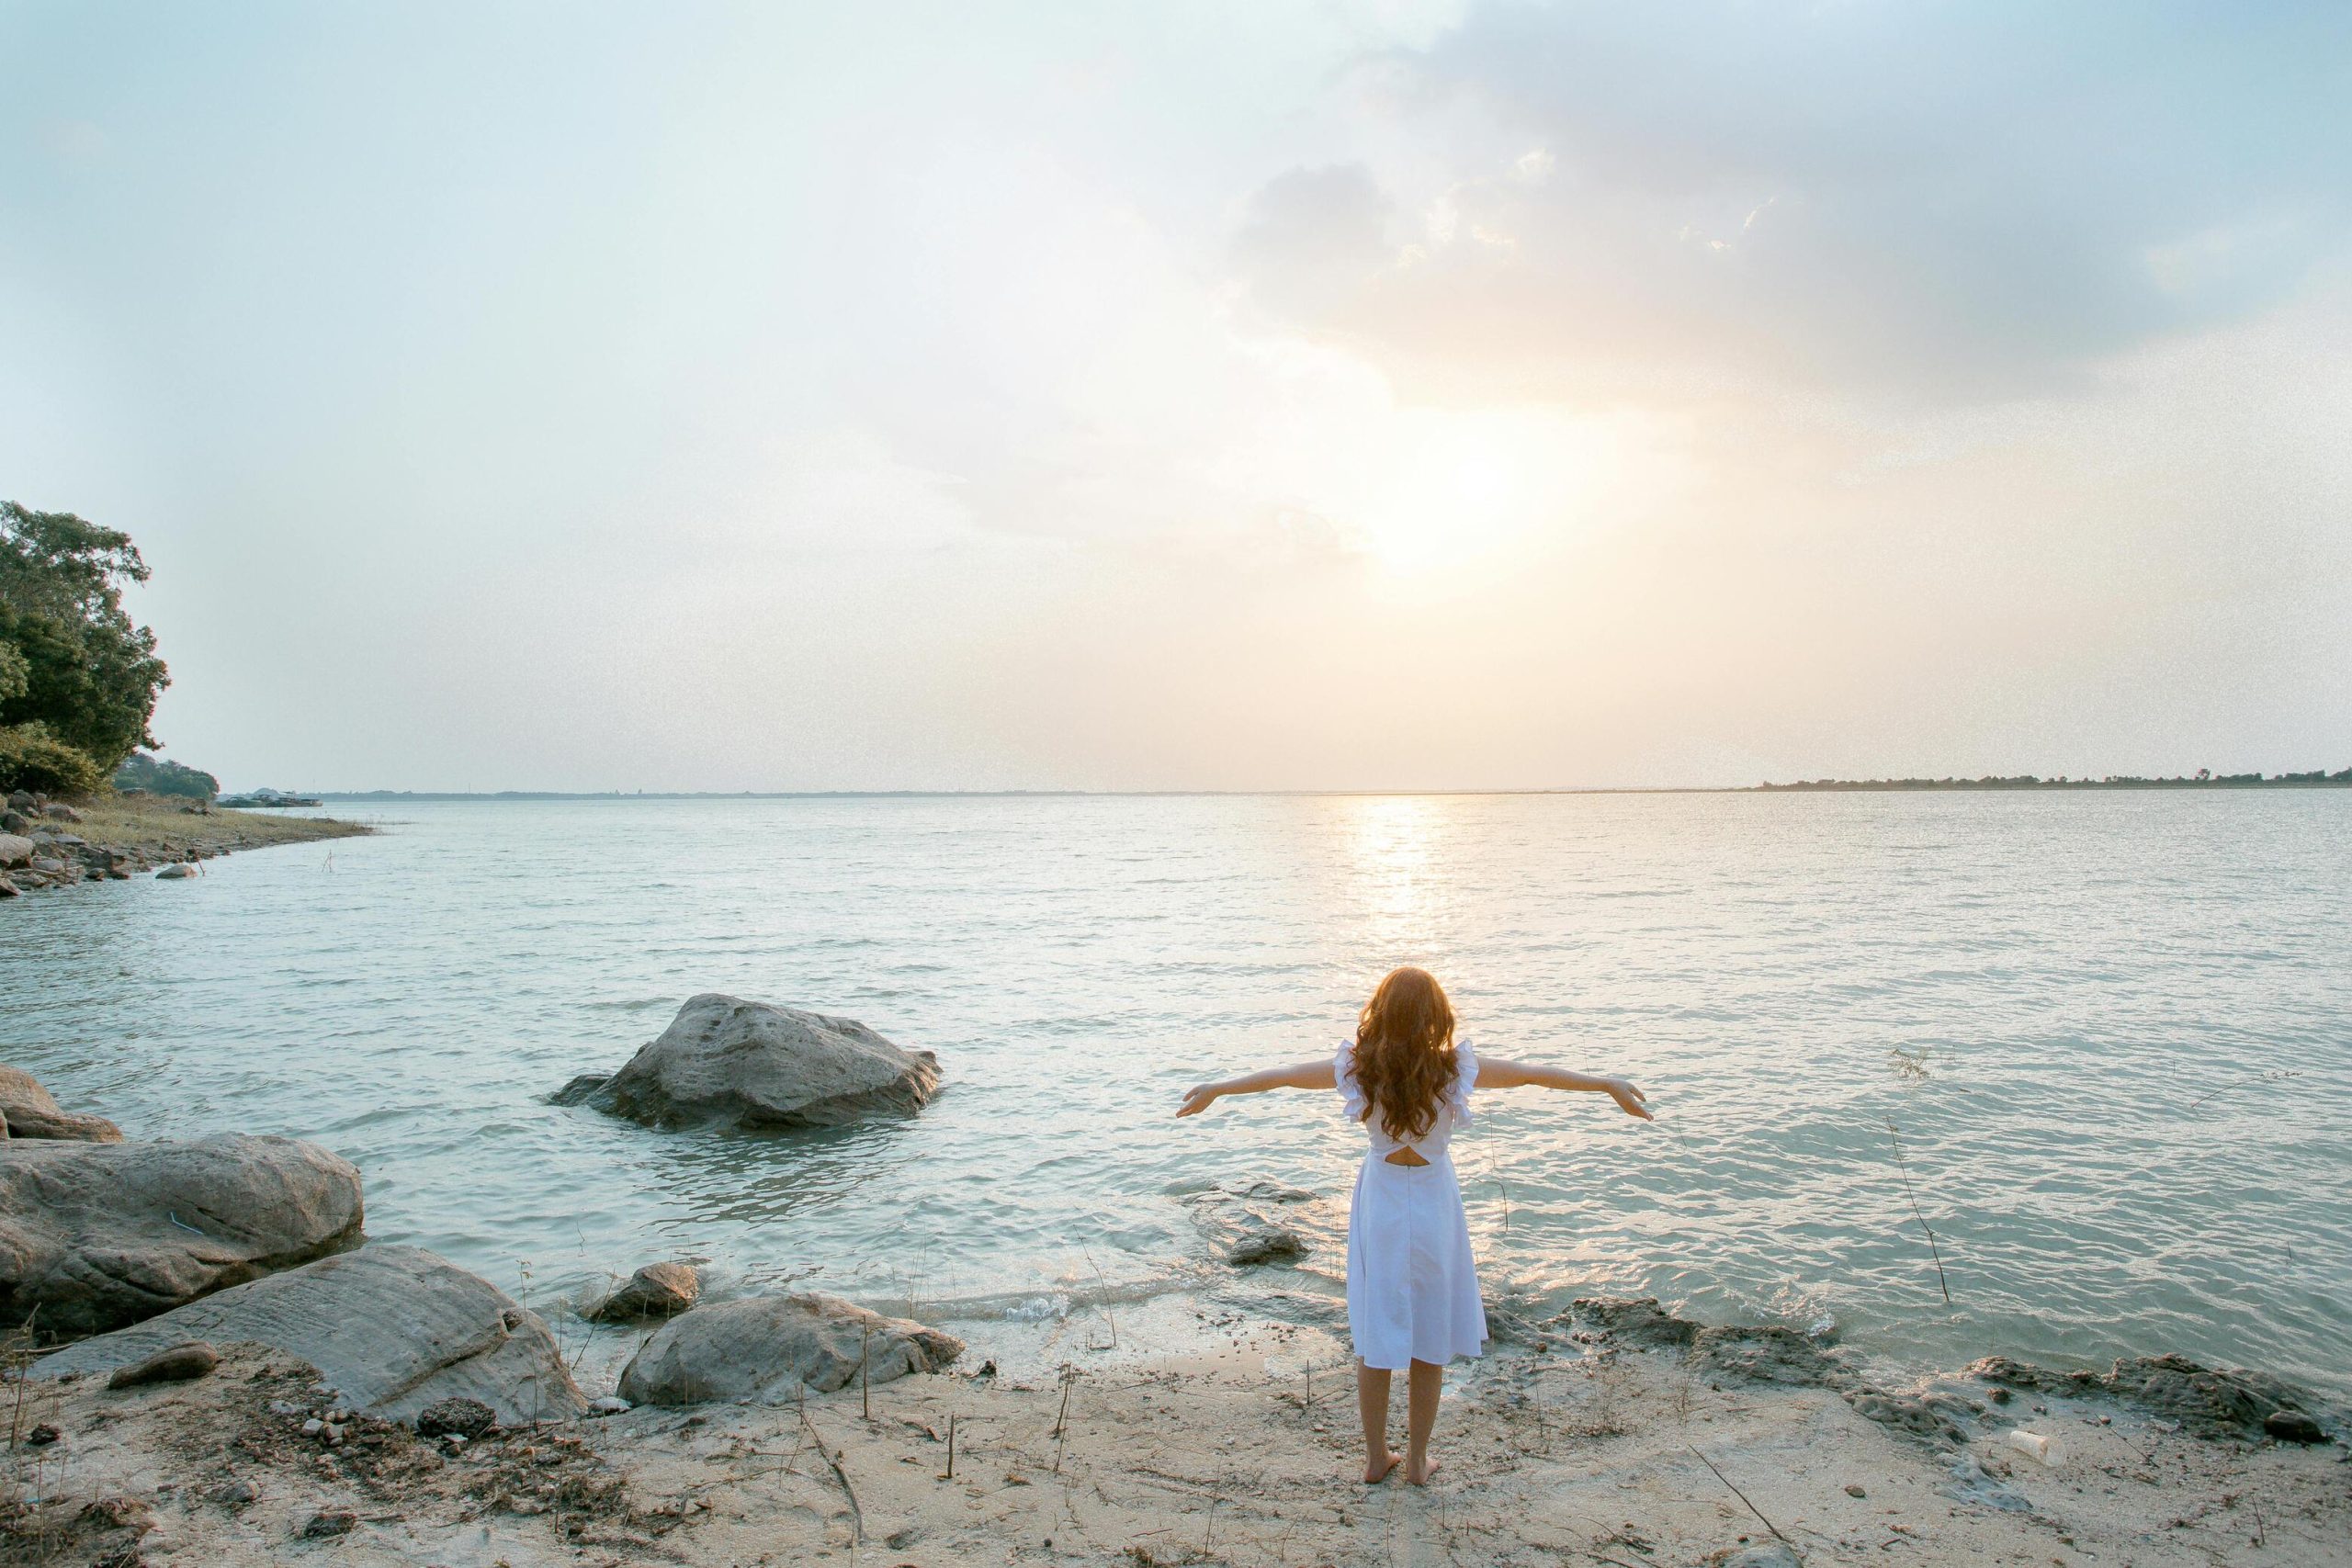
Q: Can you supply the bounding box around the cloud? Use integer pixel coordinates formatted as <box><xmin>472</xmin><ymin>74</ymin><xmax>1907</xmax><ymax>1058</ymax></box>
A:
<box><xmin>1234</xmin><ymin>0</ymin><xmax>2352</xmax><ymax>406</ymax></box>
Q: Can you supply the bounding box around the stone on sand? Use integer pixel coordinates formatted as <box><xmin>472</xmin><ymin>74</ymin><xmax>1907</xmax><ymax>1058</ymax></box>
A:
<box><xmin>567</xmin><ymin>994</ymin><xmax>941</xmax><ymax>1130</ymax></box>
<box><xmin>0</xmin><ymin>1134</ymin><xmax>361</xmax><ymax>1336</ymax></box>
<box><xmin>617</xmin><ymin>1292</ymin><xmax>962</xmax><ymax>1406</ymax></box>
<box><xmin>33</xmin><ymin>1245</ymin><xmax>587</xmax><ymax>1427</ymax></box>
<box><xmin>0</xmin><ymin>1065</ymin><xmax>124</xmax><ymax>1142</ymax></box>
<box><xmin>106</xmin><ymin>1340</ymin><xmax>220</xmax><ymax>1389</ymax></box>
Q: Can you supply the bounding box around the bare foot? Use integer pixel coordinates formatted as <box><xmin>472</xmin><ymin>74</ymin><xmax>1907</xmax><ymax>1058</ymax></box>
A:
<box><xmin>1406</xmin><ymin>1456</ymin><xmax>1442</xmax><ymax>1485</ymax></box>
<box><xmin>1361</xmin><ymin>1450</ymin><xmax>1401</xmax><ymax>1484</ymax></box>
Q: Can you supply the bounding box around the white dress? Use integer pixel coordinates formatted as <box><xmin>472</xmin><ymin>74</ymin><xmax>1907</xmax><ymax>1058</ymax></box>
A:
<box><xmin>1337</xmin><ymin>1037</ymin><xmax>1487</xmax><ymax>1371</ymax></box>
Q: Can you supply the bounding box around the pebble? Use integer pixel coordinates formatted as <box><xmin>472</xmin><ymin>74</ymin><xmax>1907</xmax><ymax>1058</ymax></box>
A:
<box><xmin>300</xmin><ymin>1418</ymin><xmax>323</xmax><ymax>1436</ymax></box>
<box><xmin>1845</xmin><ymin>1483</ymin><xmax>1866</xmax><ymax>1498</ymax></box>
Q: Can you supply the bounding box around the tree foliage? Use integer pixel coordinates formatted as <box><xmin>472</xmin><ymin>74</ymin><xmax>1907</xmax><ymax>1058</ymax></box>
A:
<box><xmin>0</xmin><ymin>723</ymin><xmax>107</xmax><ymax>795</ymax></box>
<box><xmin>0</xmin><ymin>502</ymin><xmax>171</xmax><ymax>784</ymax></box>
<box><xmin>113</xmin><ymin>750</ymin><xmax>219</xmax><ymax>800</ymax></box>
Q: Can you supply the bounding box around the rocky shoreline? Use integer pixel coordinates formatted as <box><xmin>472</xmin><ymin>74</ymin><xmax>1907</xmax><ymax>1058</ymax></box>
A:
<box><xmin>0</xmin><ymin>788</ymin><xmax>371</xmax><ymax>896</ymax></box>
<box><xmin>2</xmin><ymin>1000</ymin><xmax>2344</xmax><ymax>1565</ymax></box>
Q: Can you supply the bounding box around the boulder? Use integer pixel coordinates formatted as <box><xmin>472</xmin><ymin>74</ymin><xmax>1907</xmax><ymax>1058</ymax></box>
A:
<box><xmin>617</xmin><ymin>1292</ymin><xmax>961</xmax><ymax>1406</ymax></box>
<box><xmin>155</xmin><ymin>863</ymin><xmax>198</xmax><ymax>880</ymax></box>
<box><xmin>33</xmin><ymin>1245</ymin><xmax>588</xmax><ymax>1427</ymax></box>
<box><xmin>571</xmin><ymin>994</ymin><xmax>941</xmax><ymax>1130</ymax></box>
<box><xmin>40</xmin><ymin>803</ymin><xmax>82</xmax><ymax>822</ymax></box>
<box><xmin>0</xmin><ymin>1134</ymin><xmax>362</xmax><ymax>1336</ymax></box>
<box><xmin>0</xmin><ymin>1066</ymin><xmax>125</xmax><ymax>1142</ymax></box>
<box><xmin>0</xmin><ymin>834</ymin><xmax>31</xmax><ymax>868</ymax></box>
<box><xmin>591</xmin><ymin>1261</ymin><xmax>700</xmax><ymax>1323</ymax></box>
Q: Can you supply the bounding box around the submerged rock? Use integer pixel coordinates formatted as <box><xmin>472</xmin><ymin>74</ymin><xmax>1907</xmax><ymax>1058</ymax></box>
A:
<box><xmin>0</xmin><ymin>1066</ymin><xmax>124</xmax><ymax>1142</ymax></box>
<box><xmin>617</xmin><ymin>1292</ymin><xmax>962</xmax><ymax>1405</ymax></box>
<box><xmin>1181</xmin><ymin>1179</ymin><xmax>1326</xmax><ymax>1269</ymax></box>
<box><xmin>0</xmin><ymin>1134</ymin><xmax>362</xmax><ymax>1336</ymax></box>
<box><xmin>564</xmin><ymin>994</ymin><xmax>941</xmax><ymax>1130</ymax></box>
<box><xmin>33</xmin><ymin>1245</ymin><xmax>588</xmax><ymax>1427</ymax></box>
<box><xmin>591</xmin><ymin>1261</ymin><xmax>700</xmax><ymax>1322</ymax></box>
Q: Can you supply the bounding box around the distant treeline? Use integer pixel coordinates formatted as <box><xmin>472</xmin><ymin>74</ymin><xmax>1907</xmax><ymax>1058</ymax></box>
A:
<box><xmin>1753</xmin><ymin>770</ymin><xmax>2352</xmax><ymax>792</ymax></box>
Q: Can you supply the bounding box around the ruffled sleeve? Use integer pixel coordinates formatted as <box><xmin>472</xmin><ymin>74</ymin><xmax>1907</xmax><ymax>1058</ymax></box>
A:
<box><xmin>1449</xmin><ymin>1038</ymin><xmax>1478</xmax><ymax>1126</ymax></box>
<box><xmin>1335</xmin><ymin>1040</ymin><xmax>1367</xmax><ymax>1122</ymax></box>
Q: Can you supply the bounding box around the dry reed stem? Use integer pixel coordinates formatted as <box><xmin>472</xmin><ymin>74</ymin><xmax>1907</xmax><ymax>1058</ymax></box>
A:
<box><xmin>1883</xmin><ymin>1118</ymin><xmax>1952</xmax><ymax>1305</ymax></box>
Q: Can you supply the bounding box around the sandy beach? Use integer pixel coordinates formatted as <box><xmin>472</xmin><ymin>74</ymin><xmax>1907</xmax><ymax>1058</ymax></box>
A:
<box><xmin>11</xmin><ymin>1311</ymin><xmax>2345</xmax><ymax>1568</ymax></box>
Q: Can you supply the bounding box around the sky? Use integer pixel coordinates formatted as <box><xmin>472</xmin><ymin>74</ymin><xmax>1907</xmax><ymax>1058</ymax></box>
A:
<box><xmin>3</xmin><ymin>0</ymin><xmax>2348</xmax><ymax>792</ymax></box>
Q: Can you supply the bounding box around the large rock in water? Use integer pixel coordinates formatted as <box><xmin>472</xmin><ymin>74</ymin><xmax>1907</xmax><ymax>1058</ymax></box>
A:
<box><xmin>617</xmin><ymin>1292</ymin><xmax>962</xmax><ymax>1405</ymax></box>
<box><xmin>0</xmin><ymin>1066</ymin><xmax>124</xmax><ymax>1142</ymax></box>
<box><xmin>0</xmin><ymin>1134</ymin><xmax>363</xmax><ymax>1337</ymax></box>
<box><xmin>566</xmin><ymin>994</ymin><xmax>941</xmax><ymax>1130</ymax></box>
<box><xmin>34</xmin><ymin>1245</ymin><xmax>588</xmax><ymax>1427</ymax></box>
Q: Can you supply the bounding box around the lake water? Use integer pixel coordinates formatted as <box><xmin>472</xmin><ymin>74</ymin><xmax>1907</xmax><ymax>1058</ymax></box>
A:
<box><xmin>4</xmin><ymin>792</ymin><xmax>2346</xmax><ymax>1394</ymax></box>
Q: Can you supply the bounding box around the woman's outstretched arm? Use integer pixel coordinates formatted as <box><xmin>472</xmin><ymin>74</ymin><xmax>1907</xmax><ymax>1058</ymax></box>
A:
<box><xmin>1476</xmin><ymin>1057</ymin><xmax>1653</xmax><ymax>1120</ymax></box>
<box><xmin>1176</xmin><ymin>1059</ymin><xmax>1338</xmax><ymax>1117</ymax></box>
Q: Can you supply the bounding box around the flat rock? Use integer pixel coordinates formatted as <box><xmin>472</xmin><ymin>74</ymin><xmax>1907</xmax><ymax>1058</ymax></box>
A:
<box><xmin>0</xmin><ymin>1066</ymin><xmax>124</xmax><ymax>1142</ymax></box>
<box><xmin>0</xmin><ymin>1134</ymin><xmax>361</xmax><ymax>1336</ymax></box>
<box><xmin>34</xmin><ymin>1245</ymin><xmax>587</xmax><ymax>1427</ymax></box>
<box><xmin>1572</xmin><ymin>1295</ymin><xmax>1701</xmax><ymax>1348</ymax></box>
<box><xmin>617</xmin><ymin>1292</ymin><xmax>962</xmax><ymax>1405</ymax></box>
<box><xmin>591</xmin><ymin>1261</ymin><xmax>700</xmax><ymax>1323</ymax></box>
<box><xmin>106</xmin><ymin>1340</ymin><xmax>220</xmax><ymax>1389</ymax></box>
<box><xmin>570</xmin><ymin>994</ymin><xmax>941</xmax><ymax>1130</ymax></box>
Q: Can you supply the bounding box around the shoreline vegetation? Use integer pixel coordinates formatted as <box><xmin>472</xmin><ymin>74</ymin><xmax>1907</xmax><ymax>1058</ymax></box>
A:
<box><xmin>292</xmin><ymin>769</ymin><xmax>2352</xmax><ymax>803</ymax></box>
<box><xmin>0</xmin><ymin>789</ymin><xmax>369</xmax><ymax>896</ymax></box>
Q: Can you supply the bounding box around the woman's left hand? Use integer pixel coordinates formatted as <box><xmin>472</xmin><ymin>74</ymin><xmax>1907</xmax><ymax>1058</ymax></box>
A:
<box><xmin>1606</xmin><ymin>1077</ymin><xmax>1653</xmax><ymax>1120</ymax></box>
<box><xmin>1176</xmin><ymin>1083</ymin><xmax>1221</xmax><ymax>1117</ymax></box>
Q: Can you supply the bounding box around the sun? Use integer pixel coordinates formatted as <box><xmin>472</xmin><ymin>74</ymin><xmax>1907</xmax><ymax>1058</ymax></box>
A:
<box><xmin>1352</xmin><ymin>417</ymin><xmax>1552</xmax><ymax>571</ymax></box>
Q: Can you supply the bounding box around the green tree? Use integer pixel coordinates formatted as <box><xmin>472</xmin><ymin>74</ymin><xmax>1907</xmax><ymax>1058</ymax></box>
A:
<box><xmin>0</xmin><ymin>502</ymin><xmax>171</xmax><ymax>780</ymax></box>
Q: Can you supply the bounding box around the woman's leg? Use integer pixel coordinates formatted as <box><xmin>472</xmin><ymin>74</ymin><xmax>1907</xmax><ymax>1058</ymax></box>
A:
<box><xmin>1404</xmin><ymin>1359</ymin><xmax>1444</xmax><ymax>1483</ymax></box>
<box><xmin>1355</xmin><ymin>1361</ymin><xmax>1399</xmax><ymax>1482</ymax></box>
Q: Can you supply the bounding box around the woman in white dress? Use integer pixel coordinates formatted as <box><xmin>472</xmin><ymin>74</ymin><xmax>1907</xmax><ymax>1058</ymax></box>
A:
<box><xmin>1177</xmin><ymin>965</ymin><xmax>1652</xmax><ymax>1484</ymax></box>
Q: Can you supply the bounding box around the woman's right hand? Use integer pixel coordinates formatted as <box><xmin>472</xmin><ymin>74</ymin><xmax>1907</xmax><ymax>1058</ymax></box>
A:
<box><xmin>1176</xmin><ymin>1083</ymin><xmax>1221</xmax><ymax>1117</ymax></box>
<box><xmin>1605</xmin><ymin>1077</ymin><xmax>1652</xmax><ymax>1120</ymax></box>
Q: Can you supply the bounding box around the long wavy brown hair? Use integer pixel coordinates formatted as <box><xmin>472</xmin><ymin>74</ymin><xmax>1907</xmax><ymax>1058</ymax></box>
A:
<box><xmin>1351</xmin><ymin>966</ymin><xmax>1459</xmax><ymax>1143</ymax></box>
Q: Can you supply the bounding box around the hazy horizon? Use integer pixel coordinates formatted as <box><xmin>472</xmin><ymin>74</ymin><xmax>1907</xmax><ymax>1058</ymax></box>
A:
<box><xmin>6</xmin><ymin>3</ymin><xmax>2349</xmax><ymax>794</ymax></box>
